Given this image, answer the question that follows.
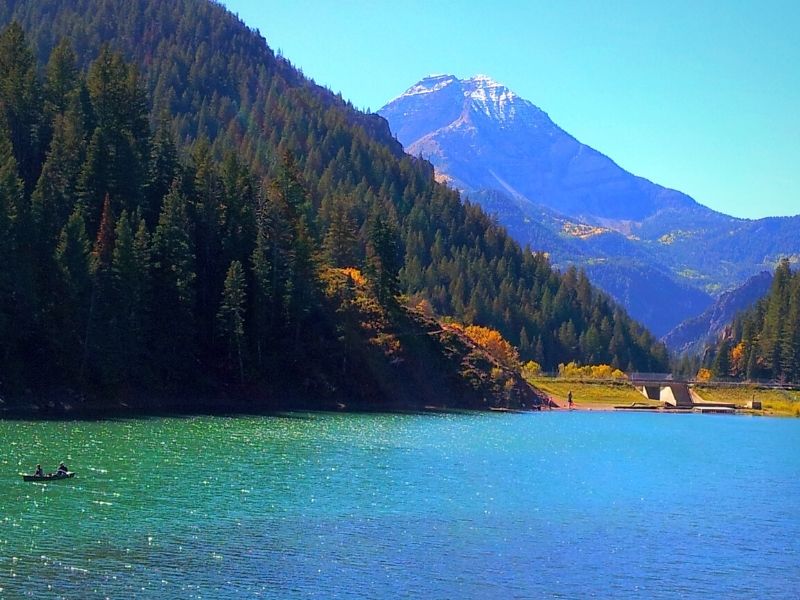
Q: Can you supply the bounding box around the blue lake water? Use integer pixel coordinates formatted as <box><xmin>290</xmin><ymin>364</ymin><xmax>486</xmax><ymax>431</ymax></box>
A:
<box><xmin>1</xmin><ymin>411</ymin><xmax>798</xmax><ymax>598</ymax></box>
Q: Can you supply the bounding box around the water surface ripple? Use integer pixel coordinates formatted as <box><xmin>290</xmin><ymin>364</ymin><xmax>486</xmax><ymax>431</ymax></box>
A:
<box><xmin>1</xmin><ymin>411</ymin><xmax>798</xmax><ymax>598</ymax></box>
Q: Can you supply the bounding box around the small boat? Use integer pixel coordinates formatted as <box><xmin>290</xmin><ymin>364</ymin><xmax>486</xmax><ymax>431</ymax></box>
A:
<box><xmin>22</xmin><ymin>472</ymin><xmax>75</xmax><ymax>482</ymax></box>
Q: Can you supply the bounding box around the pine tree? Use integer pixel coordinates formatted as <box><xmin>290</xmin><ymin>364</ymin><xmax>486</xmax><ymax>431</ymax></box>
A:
<box><xmin>779</xmin><ymin>275</ymin><xmax>800</xmax><ymax>381</ymax></box>
<box><xmin>92</xmin><ymin>195</ymin><xmax>115</xmax><ymax>272</ymax></box>
<box><xmin>322</xmin><ymin>202</ymin><xmax>358</xmax><ymax>267</ymax></box>
<box><xmin>111</xmin><ymin>210</ymin><xmax>150</xmax><ymax>384</ymax></box>
<box><xmin>145</xmin><ymin>116</ymin><xmax>179</xmax><ymax>227</ymax></box>
<box><xmin>365</xmin><ymin>213</ymin><xmax>401</xmax><ymax>305</ymax></box>
<box><xmin>31</xmin><ymin>102</ymin><xmax>85</xmax><ymax>250</ymax></box>
<box><xmin>0</xmin><ymin>23</ymin><xmax>43</xmax><ymax>191</ymax></box>
<box><xmin>0</xmin><ymin>113</ymin><xmax>38</xmax><ymax>366</ymax></box>
<box><xmin>759</xmin><ymin>259</ymin><xmax>791</xmax><ymax>376</ymax></box>
<box><xmin>219</xmin><ymin>151</ymin><xmax>255</xmax><ymax>267</ymax></box>
<box><xmin>54</xmin><ymin>206</ymin><xmax>92</xmax><ymax>378</ymax></box>
<box><xmin>83</xmin><ymin>196</ymin><xmax>117</xmax><ymax>383</ymax></box>
<box><xmin>151</xmin><ymin>182</ymin><xmax>196</xmax><ymax>384</ymax></box>
<box><xmin>217</xmin><ymin>260</ymin><xmax>247</xmax><ymax>383</ymax></box>
<box><xmin>712</xmin><ymin>339</ymin><xmax>732</xmax><ymax>379</ymax></box>
<box><xmin>0</xmin><ymin>120</ymin><xmax>23</xmax><ymax>365</ymax></box>
<box><xmin>79</xmin><ymin>46</ymin><xmax>149</xmax><ymax>229</ymax></box>
<box><xmin>44</xmin><ymin>38</ymin><xmax>79</xmax><ymax>117</ymax></box>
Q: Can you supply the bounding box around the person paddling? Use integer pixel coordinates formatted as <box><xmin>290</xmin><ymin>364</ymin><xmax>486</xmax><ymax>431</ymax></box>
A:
<box><xmin>56</xmin><ymin>462</ymin><xmax>68</xmax><ymax>475</ymax></box>
<box><xmin>34</xmin><ymin>464</ymin><xmax>43</xmax><ymax>477</ymax></box>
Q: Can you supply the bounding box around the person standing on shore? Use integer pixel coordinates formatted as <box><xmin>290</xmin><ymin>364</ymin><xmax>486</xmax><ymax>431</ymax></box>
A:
<box><xmin>568</xmin><ymin>390</ymin><xmax>574</xmax><ymax>409</ymax></box>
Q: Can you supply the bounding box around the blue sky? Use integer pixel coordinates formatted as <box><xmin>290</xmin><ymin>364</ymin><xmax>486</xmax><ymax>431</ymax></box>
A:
<box><xmin>221</xmin><ymin>0</ymin><xmax>799</xmax><ymax>219</ymax></box>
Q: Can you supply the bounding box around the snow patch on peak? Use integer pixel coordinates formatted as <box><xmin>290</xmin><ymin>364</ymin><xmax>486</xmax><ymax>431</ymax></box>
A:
<box><xmin>393</xmin><ymin>74</ymin><xmax>457</xmax><ymax>101</ymax></box>
<box><xmin>467</xmin><ymin>74</ymin><xmax>505</xmax><ymax>87</ymax></box>
<box><xmin>463</xmin><ymin>75</ymin><xmax>519</xmax><ymax>123</ymax></box>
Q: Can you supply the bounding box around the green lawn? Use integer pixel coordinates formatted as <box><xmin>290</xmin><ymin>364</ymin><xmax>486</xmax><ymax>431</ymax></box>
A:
<box><xmin>529</xmin><ymin>378</ymin><xmax>659</xmax><ymax>406</ymax></box>
<box><xmin>695</xmin><ymin>386</ymin><xmax>800</xmax><ymax>417</ymax></box>
<box><xmin>527</xmin><ymin>378</ymin><xmax>800</xmax><ymax>416</ymax></box>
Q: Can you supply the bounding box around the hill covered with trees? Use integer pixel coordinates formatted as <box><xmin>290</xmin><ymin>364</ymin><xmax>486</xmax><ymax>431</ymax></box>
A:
<box><xmin>705</xmin><ymin>259</ymin><xmax>799</xmax><ymax>383</ymax></box>
<box><xmin>0</xmin><ymin>0</ymin><xmax>668</xmax><ymax>410</ymax></box>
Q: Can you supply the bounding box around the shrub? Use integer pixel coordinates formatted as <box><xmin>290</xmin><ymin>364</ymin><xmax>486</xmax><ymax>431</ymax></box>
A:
<box><xmin>558</xmin><ymin>361</ymin><xmax>626</xmax><ymax>380</ymax></box>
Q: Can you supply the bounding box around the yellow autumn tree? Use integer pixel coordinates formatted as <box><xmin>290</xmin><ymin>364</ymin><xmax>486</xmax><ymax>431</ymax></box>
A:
<box><xmin>521</xmin><ymin>360</ymin><xmax>542</xmax><ymax>381</ymax></box>
<box><xmin>415</xmin><ymin>297</ymin><xmax>435</xmax><ymax>317</ymax></box>
<box><xmin>730</xmin><ymin>341</ymin><xmax>746</xmax><ymax>377</ymax></box>
<box><xmin>341</xmin><ymin>267</ymin><xmax>367</xmax><ymax>286</ymax></box>
<box><xmin>464</xmin><ymin>325</ymin><xmax>520</xmax><ymax>370</ymax></box>
<box><xmin>696</xmin><ymin>368</ymin><xmax>713</xmax><ymax>382</ymax></box>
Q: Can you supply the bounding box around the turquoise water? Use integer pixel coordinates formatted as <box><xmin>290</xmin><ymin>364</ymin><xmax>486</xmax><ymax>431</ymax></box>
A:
<box><xmin>1</xmin><ymin>411</ymin><xmax>798</xmax><ymax>598</ymax></box>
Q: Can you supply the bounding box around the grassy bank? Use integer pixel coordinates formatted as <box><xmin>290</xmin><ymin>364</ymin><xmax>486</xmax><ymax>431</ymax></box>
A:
<box><xmin>695</xmin><ymin>386</ymin><xmax>800</xmax><ymax>417</ymax></box>
<box><xmin>528</xmin><ymin>378</ymin><xmax>659</xmax><ymax>407</ymax></box>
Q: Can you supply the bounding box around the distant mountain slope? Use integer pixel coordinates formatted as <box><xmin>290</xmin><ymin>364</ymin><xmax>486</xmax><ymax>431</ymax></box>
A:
<box><xmin>379</xmin><ymin>75</ymin><xmax>800</xmax><ymax>336</ymax></box>
<box><xmin>584</xmin><ymin>262</ymin><xmax>713</xmax><ymax>338</ymax></box>
<box><xmin>663</xmin><ymin>271</ymin><xmax>772</xmax><ymax>355</ymax></box>
<box><xmin>466</xmin><ymin>188</ymin><xmax>713</xmax><ymax>336</ymax></box>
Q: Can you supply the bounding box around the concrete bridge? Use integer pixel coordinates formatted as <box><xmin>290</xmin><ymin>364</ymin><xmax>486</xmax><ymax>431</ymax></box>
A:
<box><xmin>629</xmin><ymin>373</ymin><xmax>736</xmax><ymax>410</ymax></box>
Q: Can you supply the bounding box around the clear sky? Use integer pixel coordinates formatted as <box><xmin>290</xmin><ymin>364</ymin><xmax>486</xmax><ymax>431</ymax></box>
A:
<box><xmin>220</xmin><ymin>0</ymin><xmax>799</xmax><ymax>219</ymax></box>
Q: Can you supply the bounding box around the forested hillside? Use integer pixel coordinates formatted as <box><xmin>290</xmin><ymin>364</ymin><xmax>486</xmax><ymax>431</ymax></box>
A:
<box><xmin>705</xmin><ymin>259</ymin><xmax>800</xmax><ymax>382</ymax></box>
<box><xmin>0</xmin><ymin>0</ymin><xmax>667</xmax><ymax>407</ymax></box>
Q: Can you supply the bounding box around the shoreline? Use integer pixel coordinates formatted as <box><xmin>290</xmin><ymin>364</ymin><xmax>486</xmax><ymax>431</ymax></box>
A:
<box><xmin>2</xmin><ymin>381</ymin><xmax>796</xmax><ymax>419</ymax></box>
<box><xmin>1</xmin><ymin>399</ymin><xmax>790</xmax><ymax>420</ymax></box>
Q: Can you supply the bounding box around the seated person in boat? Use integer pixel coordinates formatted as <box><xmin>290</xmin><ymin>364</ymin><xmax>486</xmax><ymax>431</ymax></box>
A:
<box><xmin>34</xmin><ymin>464</ymin><xmax>43</xmax><ymax>477</ymax></box>
<box><xmin>57</xmin><ymin>462</ymin><xmax>68</xmax><ymax>475</ymax></box>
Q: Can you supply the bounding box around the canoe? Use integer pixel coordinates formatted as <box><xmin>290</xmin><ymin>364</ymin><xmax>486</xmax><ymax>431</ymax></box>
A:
<box><xmin>22</xmin><ymin>472</ymin><xmax>75</xmax><ymax>482</ymax></box>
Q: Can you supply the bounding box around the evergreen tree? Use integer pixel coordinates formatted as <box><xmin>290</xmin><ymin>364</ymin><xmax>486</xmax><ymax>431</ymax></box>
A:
<box><xmin>31</xmin><ymin>101</ymin><xmax>86</xmax><ymax>251</ymax></box>
<box><xmin>79</xmin><ymin>46</ymin><xmax>149</xmax><ymax>230</ymax></box>
<box><xmin>111</xmin><ymin>210</ymin><xmax>150</xmax><ymax>384</ymax></box>
<box><xmin>145</xmin><ymin>116</ymin><xmax>179</xmax><ymax>227</ymax></box>
<box><xmin>0</xmin><ymin>22</ymin><xmax>43</xmax><ymax>191</ymax></box>
<box><xmin>366</xmin><ymin>213</ymin><xmax>401</xmax><ymax>304</ymax></box>
<box><xmin>250</xmin><ymin>209</ymin><xmax>272</xmax><ymax>367</ymax></box>
<box><xmin>44</xmin><ymin>38</ymin><xmax>79</xmax><ymax>117</ymax></box>
<box><xmin>0</xmin><ymin>120</ymin><xmax>23</xmax><ymax>366</ymax></box>
<box><xmin>711</xmin><ymin>339</ymin><xmax>732</xmax><ymax>379</ymax></box>
<box><xmin>323</xmin><ymin>202</ymin><xmax>358</xmax><ymax>267</ymax></box>
<box><xmin>83</xmin><ymin>195</ymin><xmax>119</xmax><ymax>383</ymax></box>
<box><xmin>217</xmin><ymin>260</ymin><xmax>247</xmax><ymax>383</ymax></box>
<box><xmin>151</xmin><ymin>183</ymin><xmax>196</xmax><ymax>384</ymax></box>
<box><xmin>759</xmin><ymin>259</ymin><xmax>791</xmax><ymax>375</ymax></box>
<box><xmin>54</xmin><ymin>206</ymin><xmax>92</xmax><ymax>378</ymax></box>
<box><xmin>779</xmin><ymin>277</ymin><xmax>800</xmax><ymax>381</ymax></box>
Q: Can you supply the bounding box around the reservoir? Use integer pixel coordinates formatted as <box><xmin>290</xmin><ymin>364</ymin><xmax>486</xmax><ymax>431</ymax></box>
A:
<box><xmin>1</xmin><ymin>411</ymin><xmax>798</xmax><ymax>598</ymax></box>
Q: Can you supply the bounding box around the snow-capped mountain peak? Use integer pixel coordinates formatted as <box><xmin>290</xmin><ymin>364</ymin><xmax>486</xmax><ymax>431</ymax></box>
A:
<box><xmin>389</xmin><ymin>74</ymin><xmax>536</xmax><ymax>126</ymax></box>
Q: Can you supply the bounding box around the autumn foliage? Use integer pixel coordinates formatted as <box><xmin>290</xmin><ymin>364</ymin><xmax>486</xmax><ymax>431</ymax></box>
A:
<box><xmin>462</xmin><ymin>325</ymin><xmax>520</xmax><ymax>370</ymax></box>
<box><xmin>696</xmin><ymin>368</ymin><xmax>713</xmax><ymax>382</ymax></box>
<box><xmin>557</xmin><ymin>362</ymin><xmax>626</xmax><ymax>380</ymax></box>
